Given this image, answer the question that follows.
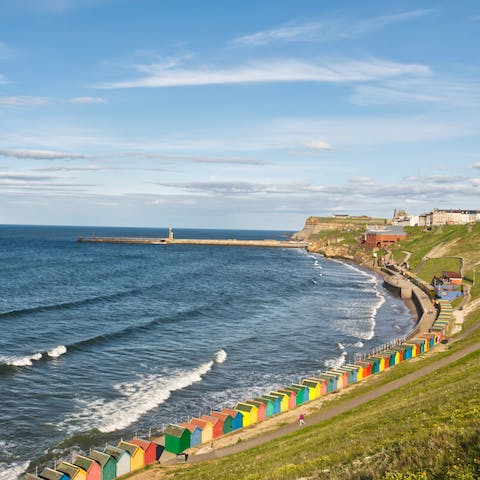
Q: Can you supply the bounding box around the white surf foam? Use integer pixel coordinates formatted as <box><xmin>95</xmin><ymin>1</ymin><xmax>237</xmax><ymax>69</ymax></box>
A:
<box><xmin>353</xmin><ymin>341</ymin><xmax>364</xmax><ymax>348</ymax></box>
<box><xmin>337</xmin><ymin>342</ymin><xmax>345</xmax><ymax>350</ymax></box>
<box><xmin>64</xmin><ymin>351</ymin><xmax>222</xmax><ymax>433</ymax></box>
<box><xmin>214</xmin><ymin>349</ymin><xmax>227</xmax><ymax>364</ymax></box>
<box><xmin>47</xmin><ymin>345</ymin><xmax>67</xmax><ymax>358</ymax></box>
<box><xmin>324</xmin><ymin>351</ymin><xmax>347</xmax><ymax>369</ymax></box>
<box><xmin>0</xmin><ymin>461</ymin><xmax>29</xmax><ymax>480</ymax></box>
<box><xmin>0</xmin><ymin>352</ymin><xmax>42</xmax><ymax>367</ymax></box>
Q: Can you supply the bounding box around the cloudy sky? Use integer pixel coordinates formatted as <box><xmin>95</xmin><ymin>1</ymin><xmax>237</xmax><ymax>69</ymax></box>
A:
<box><xmin>0</xmin><ymin>0</ymin><xmax>479</xmax><ymax>229</ymax></box>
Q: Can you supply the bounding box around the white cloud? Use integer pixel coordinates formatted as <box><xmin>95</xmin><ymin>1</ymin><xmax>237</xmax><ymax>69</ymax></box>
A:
<box><xmin>0</xmin><ymin>148</ymin><xmax>85</xmax><ymax>160</ymax></box>
<box><xmin>97</xmin><ymin>57</ymin><xmax>430</xmax><ymax>89</ymax></box>
<box><xmin>68</xmin><ymin>96</ymin><xmax>107</xmax><ymax>104</ymax></box>
<box><xmin>0</xmin><ymin>96</ymin><xmax>50</xmax><ymax>106</ymax></box>
<box><xmin>303</xmin><ymin>140</ymin><xmax>333</xmax><ymax>151</ymax></box>
<box><xmin>472</xmin><ymin>163</ymin><xmax>480</xmax><ymax>169</ymax></box>
<box><xmin>234</xmin><ymin>9</ymin><xmax>433</xmax><ymax>46</ymax></box>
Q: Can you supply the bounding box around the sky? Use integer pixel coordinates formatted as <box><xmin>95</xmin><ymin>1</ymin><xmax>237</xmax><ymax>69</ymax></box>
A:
<box><xmin>0</xmin><ymin>0</ymin><xmax>479</xmax><ymax>230</ymax></box>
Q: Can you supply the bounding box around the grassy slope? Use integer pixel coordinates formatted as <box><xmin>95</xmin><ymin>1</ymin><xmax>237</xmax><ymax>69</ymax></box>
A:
<box><xmin>144</xmin><ymin>224</ymin><xmax>480</xmax><ymax>480</ymax></box>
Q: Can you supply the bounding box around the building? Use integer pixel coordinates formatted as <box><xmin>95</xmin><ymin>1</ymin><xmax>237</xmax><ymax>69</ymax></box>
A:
<box><xmin>393</xmin><ymin>208</ymin><xmax>480</xmax><ymax>227</ymax></box>
<box><xmin>364</xmin><ymin>225</ymin><xmax>407</xmax><ymax>248</ymax></box>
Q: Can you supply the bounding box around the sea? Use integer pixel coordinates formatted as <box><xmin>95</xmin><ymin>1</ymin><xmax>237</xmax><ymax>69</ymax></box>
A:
<box><xmin>0</xmin><ymin>225</ymin><xmax>415</xmax><ymax>479</ymax></box>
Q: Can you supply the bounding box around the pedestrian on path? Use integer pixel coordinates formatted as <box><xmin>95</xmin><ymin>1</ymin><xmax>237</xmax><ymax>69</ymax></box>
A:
<box><xmin>298</xmin><ymin>413</ymin><xmax>305</xmax><ymax>426</ymax></box>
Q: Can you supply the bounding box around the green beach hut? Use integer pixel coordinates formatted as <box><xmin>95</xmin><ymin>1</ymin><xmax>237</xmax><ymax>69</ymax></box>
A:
<box><xmin>89</xmin><ymin>450</ymin><xmax>116</xmax><ymax>480</ymax></box>
<box><xmin>164</xmin><ymin>424</ymin><xmax>190</xmax><ymax>454</ymax></box>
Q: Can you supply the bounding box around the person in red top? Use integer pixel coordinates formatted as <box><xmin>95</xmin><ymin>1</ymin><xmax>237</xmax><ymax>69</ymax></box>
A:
<box><xmin>299</xmin><ymin>413</ymin><xmax>305</xmax><ymax>426</ymax></box>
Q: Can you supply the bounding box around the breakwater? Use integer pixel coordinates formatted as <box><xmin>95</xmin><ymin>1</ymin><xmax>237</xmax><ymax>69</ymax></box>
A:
<box><xmin>77</xmin><ymin>236</ymin><xmax>309</xmax><ymax>249</ymax></box>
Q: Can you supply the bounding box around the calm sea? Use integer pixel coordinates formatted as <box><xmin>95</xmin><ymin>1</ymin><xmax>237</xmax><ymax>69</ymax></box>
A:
<box><xmin>0</xmin><ymin>225</ymin><xmax>414</xmax><ymax>479</ymax></box>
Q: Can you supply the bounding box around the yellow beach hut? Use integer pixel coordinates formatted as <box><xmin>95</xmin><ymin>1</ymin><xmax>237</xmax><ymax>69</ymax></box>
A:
<box><xmin>269</xmin><ymin>391</ymin><xmax>290</xmax><ymax>412</ymax></box>
<box><xmin>190</xmin><ymin>417</ymin><xmax>213</xmax><ymax>443</ymax></box>
<box><xmin>117</xmin><ymin>440</ymin><xmax>144</xmax><ymax>471</ymax></box>
<box><xmin>300</xmin><ymin>380</ymin><xmax>321</xmax><ymax>399</ymax></box>
<box><xmin>235</xmin><ymin>402</ymin><xmax>258</xmax><ymax>424</ymax></box>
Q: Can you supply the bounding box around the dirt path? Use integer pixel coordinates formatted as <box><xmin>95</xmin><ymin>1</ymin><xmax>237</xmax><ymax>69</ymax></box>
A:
<box><xmin>182</xmin><ymin>340</ymin><xmax>480</xmax><ymax>464</ymax></box>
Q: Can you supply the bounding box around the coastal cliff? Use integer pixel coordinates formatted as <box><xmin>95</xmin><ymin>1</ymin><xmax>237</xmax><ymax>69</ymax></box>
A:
<box><xmin>293</xmin><ymin>216</ymin><xmax>377</xmax><ymax>264</ymax></box>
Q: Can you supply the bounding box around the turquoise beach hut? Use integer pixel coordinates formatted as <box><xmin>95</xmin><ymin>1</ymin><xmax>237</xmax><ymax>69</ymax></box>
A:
<box><xmin>104</xmin><ymin>445</ymin><xmax>130</xmax><ymax>477</ymax></box>
<box><xmin>221</xmin><ymin>407</ymin><xmax>243</xmax><ymax>430</ymax></box>
<box><xmin>292</xmin><ymin>383</ymin><xmax>310</xmax><ymax>402</ymax></box>
<box><xmin>88</xmin><ymin>450</ymin><xmax>116</xmax><ymax>480</ymax></box>
<box><xmin>254</xmin><ymin>397</ymin><xmax>275</xmax><ymax>417</ymax></box>
<box><xmin>285</xmin><ymin>385</ymin><xmax>304</xmax><ymax>404</ymax></box>
<box><xmin>180</xmin><ymin>422</ymin><xmax>202</xmax><ymax>447</ymax></box>
<box><xmin>261</xmin><ymin>394</ymin><xmax>281</xmax><ymax>414</ymax></box>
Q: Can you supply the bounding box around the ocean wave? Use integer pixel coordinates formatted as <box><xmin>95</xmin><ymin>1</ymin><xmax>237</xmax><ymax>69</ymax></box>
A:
<box><xmin>47</xmin><ymin>345</ymin><xmax>67</xmax><ymax>358</ymax></box>
<box><xmin>0</xmin><ymin>352</ymin><xmax>43</xmax><ymax>368</ymax></box>
<box><xmin>63</xmin><ymin>350</ymin><xmax>225</xmax><ymax>433</ymax></box>
<box><xmin>337</xmin><ymin>342</ymin><xmax>345</xmax><ymax>350</ymax></box>
<box><xmin>0</xmin><ymin>461</ymin><xmax>30</xmax><ymax>480</ymax></box>
<box><xmin>324</xmin><ymin>351</ymin><xmax>347</xmax><ymax>369</ymax></box>
<box><xmin>353</xmin><ymin>341</ymin><xmax>364</xmax><ymax>348</ymax></box>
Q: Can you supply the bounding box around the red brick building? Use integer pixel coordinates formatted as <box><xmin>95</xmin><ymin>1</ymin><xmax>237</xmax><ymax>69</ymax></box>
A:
<box><xmin>364</xmin><ymin>226</ymin><xmax>407</xmax><ymax>248</ymax></box>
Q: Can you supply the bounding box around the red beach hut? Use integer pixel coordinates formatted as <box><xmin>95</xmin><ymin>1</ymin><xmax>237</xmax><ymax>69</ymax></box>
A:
<box><xmin>278</xmin><ymin>389</ymin><xmax>297</xmax><ymax>409</ymax></box>
<box><xmin>244</xmin><ymin>400</ymin><xmax>266</xmax><ymax>421</ymax></box>
<box><xmin>129</xmin><ymin>438</ymin><xmax>157</xmax><ymax>465</ymax></box>
<box><xmin>73</xmin><ymin>456</ymin><xmax>101</xmax><ymax>480</ymax></box>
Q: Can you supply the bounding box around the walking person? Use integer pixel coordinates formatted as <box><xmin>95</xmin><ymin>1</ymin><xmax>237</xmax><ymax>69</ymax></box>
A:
<box><xmin>298</xmin><ymin>413</ymin><xmax>305</xmax><ymax>426</ymax></box>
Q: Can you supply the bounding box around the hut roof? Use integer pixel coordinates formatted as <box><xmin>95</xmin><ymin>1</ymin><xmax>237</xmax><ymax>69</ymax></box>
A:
<box><xmin>40</xmin><ymin>468</ymin><xmax>64</xmax><ymax>480</ymax></box>
<box><xmin>165</xmin><ymin>424</ymin><xmax>187</xmax><ymax>438</ymax></box>
<box><xmin>57</xmin><ymin>462</ymin><xmax>82</xmax><ymax>479</ymax></box>
<box><xmin>26</xmin><ymin>474</ymin><xmax>44</xmax><ymax>480</ymax></box>
<box><xmin>190</xmin><ymin>418</ymin><xmax>210</xmax><ymax>430</ymax></box>
<box><xmin>211</xmin><ymin>411</ymin><xmax>231</xmax><ymax>422</ymax></box>
<box><xmin>221</xmin><ymin>407</ymin><xmax>240</xmax><ymax>418</ymax></box>
<box><xmin>129</xmin><ymin>438</ymin><xmax>153</xmax><ymax>451</ymax></box>
<box><xmin>235</xmin><ymin>403</ymin><xmax>255</xmax><ymax>413</ymax></box>
<box><xmin>200</xmin><ymin>415</ymin><xmax>221</xmax><ymax>426</ymax></box>
<box><xmin>179</xmin><ymin>422</ymin><xmax>200</xmax><ymax>433</ymax></box>
<box><xmin>89</xmin><ymin>450</ymin><xmax>111</xmax><ymax>468</ymax></box>
<box><xmin>442</xmin><ymin>271</ymin><xmax>462</xmax><ymax>278</ymax></box>
<box><xmin>104</xmin><ymin>445</ymin><xmax>128</xmax><ymax>460</ymax></box>
<box><xmin>74</xmin><ymin>456</ymin><xmax>95</xmax><ymax>472</ymax></box>
<box><xmin>117</xmin><ymin>441</ymin><xmax>140</xmax><ymax>456</ymax></box>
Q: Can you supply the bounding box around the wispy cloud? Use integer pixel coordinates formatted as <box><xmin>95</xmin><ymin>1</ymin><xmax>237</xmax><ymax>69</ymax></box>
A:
<box><xmin>68</xmin><ymin>96</ymin><xmax>107</xmax><ymax>104</ymax></box>
<box><xmin>0</xmin><ymin>148</ymin><xmax>85</xmax><ymax>160</ymax></box>
<box><xmin>303</xmin><ymin>140</ymin><xmax>334</xmax><ymax>151</ymax></box>
<box><xmin>0</xmin><ymin>96</ymin><xmax>50</xmax><ymax>106</ymax></box>
<box><xmin>233</xmin><ymin>9</ymin><xmax>433</xmax><ymax>46</ymax></box>
<box><xmin>97</xmin><ymin>57</ymin><xmax>430</xmax><ymax>89</ymax></box>
<box><xmin>351</xmin><ymin>79</ymin><xmax>480</xmax><ymax>107</ymax></box>
<box><xmin>116</xmin><ymin>152</ymin><xmax>266</xmax><ymax>165</ymax></box>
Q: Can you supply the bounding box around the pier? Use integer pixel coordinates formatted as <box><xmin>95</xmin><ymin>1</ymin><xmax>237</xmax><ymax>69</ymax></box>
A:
<box><xmin>77</xmin><ymin>232</ymin><xmax>309</xmax><ymax>249</ymax></box>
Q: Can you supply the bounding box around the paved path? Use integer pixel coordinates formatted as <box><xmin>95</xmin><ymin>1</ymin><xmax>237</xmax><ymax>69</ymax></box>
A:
<box><xmin>186</xmin><ymin>340</ymin><xmax>480</xmax><ymax>464</ymax></box>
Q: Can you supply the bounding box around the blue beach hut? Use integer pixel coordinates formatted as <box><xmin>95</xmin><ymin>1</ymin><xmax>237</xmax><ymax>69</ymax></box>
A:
<box><xmin>221</xmin><ymin>407</ymin><xmax>243</xmax><ymax>430</ymax></box>
<box><xmin>260</xmin><ymin>394</ymin><xmax>281</xmax><ymax>414</ymax></box>
<box><xmin>40</xmin><ymin>468</ymin><xmax>69</xmax><ymax>480</ymax></box>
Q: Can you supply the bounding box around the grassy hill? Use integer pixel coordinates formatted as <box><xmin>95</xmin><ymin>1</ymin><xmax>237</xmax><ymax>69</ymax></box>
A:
<box><xmin>137</xmin><ymin>222</ymin><xmax>480</xmax><ymax>480</ymax></box>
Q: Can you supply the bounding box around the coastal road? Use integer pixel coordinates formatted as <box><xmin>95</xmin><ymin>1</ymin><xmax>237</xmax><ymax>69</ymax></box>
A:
<box><xmin>184</xmin><ymin>339</ymin><xmax>480</xmax><ymax>464</ymax></box>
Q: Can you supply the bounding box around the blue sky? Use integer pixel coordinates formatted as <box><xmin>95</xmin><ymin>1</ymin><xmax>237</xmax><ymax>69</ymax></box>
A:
<box><xmin>0</xmin><ymin>0</ymin><xmax>479</xmax><ymax>229</ymax></box>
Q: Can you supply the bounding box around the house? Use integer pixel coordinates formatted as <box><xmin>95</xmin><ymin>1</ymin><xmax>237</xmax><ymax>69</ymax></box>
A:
<box><xmin>364</xmin><ymin>225</ymin><xmax>407</xmax><ymax>248</ymax></box>
<box><xmin>164</xmin><ymin>424</ymin><xmax>191</xmax><ymax>454</ymax></box>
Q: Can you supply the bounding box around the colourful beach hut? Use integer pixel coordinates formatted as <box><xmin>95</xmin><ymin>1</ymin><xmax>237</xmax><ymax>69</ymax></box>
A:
<box><xmin>26</xmin><ymin>474</ymin><xmax>44</xmax><ymax>480</ymax></box>
<box><xmin>285</xmin><ymin>385</ymin><xmax>305</xmax><ymax>404</ymax></box>
<box><xmin>364</xmin><ymin>357</ymin><xmax>381</xmax><ymax>374</ymax></box>
<box><xmin>104</xmin><ymin>446</ymin><xmax>130</xmax><ymax>477</ymax></box>
<box><xmin>261</xmin><ymin>394</ymin><xmax>281</xmax><ymax>414</ymax></box>
<box><xmin>355</xmin><ymin>361</ymin><xmax>372</xmax><ymax>377</ymax></box>
<box><xmin>300</xmin><ymin>380</ymin><xmax>321</xmax><ymax>399</ymax></box>
<box><xmin>332</xmin><ymin>368</ymin><xmax>351</xmax><ymax>386</ymax></box>
<box><xmin>211</xmin><ymin>411</ymin><xmax>234</xmax><ymax>434</ymax></box>
<box><xmin>164</xmin><ymin>424</ymin><xmax>191</xmax><ymax>454</ymax></box>
<box><xmin>180</xmin><ymin>422</ymin><xmax>202</xmax><ymax>447</ymax></box>
<box><xmin>403</xmin><ymin>342</ymin><xmax>419</xmax><ymax>357</ymax></box>
<box><xmin>371</xmin><ymin>355</ymin><xmax>387</xmax><ymax>371</ymax></box>
<box><xmin>200</xmin><ymin>414</ymin><xmax>224</xmax><ymax>439</ymax></box>
<box><xmin>73</xmin><ymin>456</ymin><xmax>101</xmax><ymax>480</ymax></box>
<box><xmin>311</xmin><ymin>375</ymin><xmax>335</xmax><ymax>393</ymax></box>
<box><xmin>269</xmin><ymin>391</ymin><xmax>290</xmax><ymax>411</ymax></box>
<box><xmin>244</xmin><ymin>400</ymin><xmax>266</xmax><ymax>421</ymax></box>
<box><xmin>348</xmin><ymin>364</ymin><xmax>363</xmax><ymax>381</ymax></box>
<box><xmin>410</xmin><ymin>339</ymin><xmax>426</xmax><ymax>354</ymax></box>
<box><xmin>57</xmin><ymin>462</ymin><xmax>87</xmax><ymax>480</ymax></box>
<box><xmin>254</xmin><ymin>397</ymin><xmax>275</xmax><ymax>417</ymax></box>
<box><xmin>323</xmin><ymin>373</ymin><xmax>340</xmax><ymax>391</ymax></box>
<box><xmin>190</xmin><ymin>418</ymin><xmax>213</xmax><ymax>443</ymax></box>
<box><xmin>40</xmin><ymin>468</ymin><xmax>69</xmax><ymax>480</ymax></box>
<box><xmin>221</xmin><ymin>407</ymin><xmax>243</xmax><ymax>430</ymax></box>
<box><xmin>117</xmin><ymin>440</ymin><xmax>144</xmax><ymax>471</ymax></box>
<box><xmin>292</xmin><ymin>384</ymin><xmax>310</xmax><ymax>401</ymax></box>
<box><xmin>129</xmin><ymin>438</ymin><xmax>157</xmax><ymax>466</ymax></box>
<box><xmin>235</xmin><ymin>402</ymin><xmax>258</xmax><ymax>424</ymax></box>
<box><xmin>88</xmin><ymin>450</ymin><xmax>116</xmax><ymax>480</ymax></box>
<box><xmin>278</xmin><ymin>388</ymin><xmax>297</xmax><ymax>409</ymax></box>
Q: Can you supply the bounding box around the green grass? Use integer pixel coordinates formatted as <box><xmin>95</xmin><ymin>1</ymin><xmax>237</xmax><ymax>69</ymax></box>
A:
<box><xmin>416</xmin><ymin>258</ymin><xmax>461</xmax><ymax>284</ymax></box>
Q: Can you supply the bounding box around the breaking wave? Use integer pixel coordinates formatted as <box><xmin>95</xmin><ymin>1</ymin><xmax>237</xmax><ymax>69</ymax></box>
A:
<box><xmin>324</xmin><ymin>351</ymin><xmax>347</xmax><ymax>369</ymax></box>
<box><xmin>63</xmin><ymin>350</ymin><xmax>226</xmax><ymax>433</ymax></box>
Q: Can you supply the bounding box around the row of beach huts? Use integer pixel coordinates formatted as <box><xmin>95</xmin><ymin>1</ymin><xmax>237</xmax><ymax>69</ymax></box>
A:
<box><xmin>25</xmin><ymin>300</ymin><xmax>453</xmax><ymax>480</ymax></box>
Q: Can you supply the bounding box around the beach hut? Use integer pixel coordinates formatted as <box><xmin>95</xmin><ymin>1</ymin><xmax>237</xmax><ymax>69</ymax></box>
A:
<box><xmin>364</xmin><ymin>357</ymin><xmax>380</xmax><ymax>374</ymax></box>
<box><xmin>400</xmin><ymin>344</ymin><xmax>413</xmax><ymax>360</ymax></box>
<box><xmin>88</xmin><ymin>450</ymin><xmax>116</xmax><ymax>480</ymax></box>
<box><xmin>261</xmin><ymin>394</ymin><xmax>281</xmax><ymax>414</ymax></box>
<box><xmin>334</xmin><ymin>368</ymin><xmax>353</xmax><ymax>385</ymax></box>
<box><xmin>244</xmin><ymin>401</ymin><xmax>266</xmax><ymax>421</ymax></box>
<box><xmin>254</xmin><ymin>397</ymin><xmax>275</xmax><ymax>417</ymax></box>
<box><xmin>26</xmin><ymin>474</ymin><xmax>44</xmax><ymax>480</ymax></box>
<box><xmin>117</xmin><ymin>440</ymin><xmax>144</xmax><ymax>471</ymax></box>
<box><xmin>235</xmin><ymin>402</ymin><xmax>258</xmax><ymax>424</ymax></box>
<box><xmin>73</xmin><ymin>456</ymin><xmax>101</xmax><ymax>480</ymax></box>
<box><xmin>311</xmin><ymin>375</ymin><xmax>336</xmax><ymax>393</ymax></box>
<box><xmin>104</xmin><ymin>446</ymin><xmax>130</xmax><ymax>477</ymax></box>
<box><xmin>164</xmin><ymin>424</ymin><xmax>191</xmax><ymax>454</ymax></box>
<box><xmin>322</xmin><ymin>373</ymin><xmax>340</xmax><ymax>391</ymax></box>
<box><xmin>292</xmin><ymin>384</ymin><xmax>310</xmax><ymax>402</ymax></box>
<box><xmin>371</xmin><ymin>355</ymin><xmax>387</xmax><ymax>371</ymax></box>
<box><xmin>278</xmin><ymin>389</ymin><xmax>297</xmax><ymax>409</ymax></box>
<box><xmin>403</xmin><ymin>342</ymin><xmax>419</xmax><ymax>357</ymax></box>
<box><xmin>284</xmin><ymin>385</ymin><xmax>305</xmax><ymax>404</ymax></box>
<box><xmin>190</xmin><ymin>418</ymin><xmax>213</xmax><ymax>443</ymax></box>
<box><xmin>221</xmin><ymin>407</ymin><xmax>243</xmax><ymax>430</ymax></box>
<box><xmin>348</xmin><ymin>364</ymin><xmax>364</xmax><ymax>381</ymax></box>
<box><xmin>300</xmin><ymin>380</ymin><xmax>321</xmax><ymax>399</ymax></box>
<box><xmin>200</xmin><ymin>415</ymin><xmax>224</xmax><ymax>438</ymax></box>
<box><xmin>269</xmin><ymin>391</ymin><xmax>290</xmax><ymax>411</ymax></box>
<box><xmin>39</xmin><ymin>468</ymin><xmax>69</xmax><ymax>480</ymax></box>
<box><xmin>409</xmin><ymin>339</ymin><xmax>426</xmax><ymax>354</ymax></box>
<box><xmin>129</xmin><ymin>438</ymin><xmax>157</xmax><ymax>465</ymax></box>
<box><xmin>180</xmin><ymin>422</ymin><xmax>202</xmax><ymax>447</ymax></box>
<box><xmin>56</xmin><ymin>462</ymin><xmax>87</xmax><ymax>480</ymax></box>
<box><xmin>355</xmin><ymin>361</ymin><xmax>372</xmax><ymax>377</ymax></box>
<box><xmin>211</xmin><ymin>411</ymin><xmax>234</xmax><ymax>434</ymax></box>
<box><xmin>421</xmin><ymin>334</ymin><xmax>436</xmax><ymax>348</ymax></box>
